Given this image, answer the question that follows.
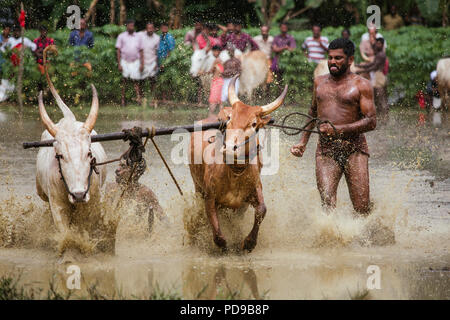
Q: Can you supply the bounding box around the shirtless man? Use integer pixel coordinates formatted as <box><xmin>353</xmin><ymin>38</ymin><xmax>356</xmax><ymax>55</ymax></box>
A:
<box><xmin>355</xmin><ymin>38</ymin><xmax>388</xmax><ymax>119</ymax></box>
<box><xmin>291</xmin><ymin>38</ymin><xmax>376</xmax><ymax>215</ymax></box>
<box><xmin>106</xmin><ymin>157</ymin><xmax>168</xmax><ymax>232</ymax></box>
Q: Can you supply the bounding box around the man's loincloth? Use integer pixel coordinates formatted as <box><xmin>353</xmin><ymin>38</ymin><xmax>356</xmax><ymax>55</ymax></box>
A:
<box><xmin>316</xmin><ymin>134</ymin><xmax>369</xmax><ymax>169</ymax></box>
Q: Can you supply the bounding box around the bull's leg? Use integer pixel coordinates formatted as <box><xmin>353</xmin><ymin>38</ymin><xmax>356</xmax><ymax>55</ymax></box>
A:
<box><xmin>242</xmin><ymin>186</ymin><xmax>266</xmax><ymax>252</ymax></box>
<box><xmin>36</xmin><ymin>177</ymin><xmax>48</xmax><ymax>202</ymax></box>
<box><xmin>205</xmin><ymin>197</ymin><xmax>227</xmax><ymax>250</ymax></box>
<box><xmin>48</xmin><ymin>195</ymin><xmax>70</xmax><ymax>235</ymax></box>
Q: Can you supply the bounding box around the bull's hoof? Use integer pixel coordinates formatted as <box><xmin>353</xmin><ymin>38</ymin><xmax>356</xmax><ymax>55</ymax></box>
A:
<box><xmin>241</xmin><ymin>236</ymin><xmax>257</xmax><ymax>253</ymax></box>
<box><xmin>213</xmin><ymin>234</ymin><xmax>227</xmax><ymax>251</ymax></box>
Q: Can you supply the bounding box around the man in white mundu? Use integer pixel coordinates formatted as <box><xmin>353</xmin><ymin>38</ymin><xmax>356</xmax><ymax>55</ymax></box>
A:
<box><xmin>138</xmin><ymin>22</ymin><xmax>160</xmax><ymax>99</ymax></box>
<box><xmin>116</xmin><ymin>19</ymin><xmax>143</xmax><ymax>106</ymax></box>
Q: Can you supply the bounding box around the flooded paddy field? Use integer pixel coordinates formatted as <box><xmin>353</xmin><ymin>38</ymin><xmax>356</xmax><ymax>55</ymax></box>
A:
<box><xmin>0</xmin><ymin>103</ymin><xmax>448</xmax><ymax>299</ymax></box>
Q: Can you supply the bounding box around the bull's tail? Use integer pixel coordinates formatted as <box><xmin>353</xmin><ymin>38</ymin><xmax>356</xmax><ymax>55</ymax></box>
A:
<box><xmin>43</xmin><ymin>45</ymin><xmax>76</xmax><ymax>120</ymax></box>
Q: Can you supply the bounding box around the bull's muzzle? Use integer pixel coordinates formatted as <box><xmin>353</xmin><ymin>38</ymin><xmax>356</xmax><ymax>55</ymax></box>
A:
<box><xmin>69</xmin><ymin>191</ymin><xmax>90</xmax><ymax>204</ymax></box>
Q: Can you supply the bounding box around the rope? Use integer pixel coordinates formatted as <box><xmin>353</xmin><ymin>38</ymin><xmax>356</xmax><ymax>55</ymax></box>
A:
<box><xmin>267</xmin><ymin>112</ymin><xmax>337</xmax><ymax>137</ymax></box>
<box><xmin>148</xmin><ymin>127</ymin><xmax>184</xmax><ymax>196</ymax></box>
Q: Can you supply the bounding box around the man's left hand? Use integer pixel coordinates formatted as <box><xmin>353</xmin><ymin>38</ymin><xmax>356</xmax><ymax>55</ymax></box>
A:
<box><xmin>319</xmin><ymin>123</ymin><xmax>337</xmax><ymax>136</ymax></box>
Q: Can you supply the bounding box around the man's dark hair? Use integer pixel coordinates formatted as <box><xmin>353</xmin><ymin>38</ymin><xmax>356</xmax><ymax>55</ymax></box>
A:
<box><xmin>342</xmin><ymin>28</ymin><xmax>350</xmax><ymax>36</ymax></box>
<box><xmin>312</xmin><ymin>24</ymin><xmax>321</xmax><ymax>30</ymax></box>
<box><xmin>146</xmin><ymin>21</ymin><xmax>154</xmax><ymax>26</ymax></box>
<box><xmin>39</xmin><ymin>24</ymin><xmax>48</xmax><ymax>31</ymax></box>
<box><xmin>233</xmin><ymin>19</ymin><xmax>242</xmax><ymax>26</ymax></box>
<box><xmin>279</xmin><ymin>22</ymin><xmax>288</xmax><ymax>28</ymax></box>
<box><xmin>1</xmin><ymin>22</ymin><xmax>12</xmax><ymax>29</ymax></box>
<box><xmin>328</xmin><ymin>38</ymin><xmax>355</xmax><ymax>57</ymax></box>
<box><xmin>12</xmin><ymin>24</ymin><xmax>20</xmax><ymax>32</ymax></box>
<box><xmin>125</xmin><ymin>19</ymin><xmax>135</xmax><ymax>25</ymax></box>
<box><xmin>212</xmin><ymin>45</ymin><xmax>221</xmax><ymax>51</ymax></box>
<box><xmin>376</xmin><ymin>37</ymin><xmax>384</xmax><ymax>44</ymax></box>
<box><xmin>160</xmin><ymin>22</ymin><xmax>168</xmax><ymax>27</ymax></box>
<box><xmin>210</xmin><ymin>23</ymin><xmax>218</xmax><ymax>31</ymax></box>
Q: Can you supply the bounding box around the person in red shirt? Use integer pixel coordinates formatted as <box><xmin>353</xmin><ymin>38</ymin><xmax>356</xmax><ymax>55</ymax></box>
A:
<box><xmin>195</xmin><ymin>23</ymin><xmax>221</xmax><ymax>52</ymax></box>
<box><xmin>208</xmin><ymin>45</ymin><xmax>224</xmax><ymax>115</ymax></box>
<box><xmin>33</xmin><ymin>25</ymin><xmax>54</xmax><ymax>92</ymax></box>
<box><xmin>33</xmin><ymin>25</ymin><xmax>54</xmax><ymax>72</ymax></box>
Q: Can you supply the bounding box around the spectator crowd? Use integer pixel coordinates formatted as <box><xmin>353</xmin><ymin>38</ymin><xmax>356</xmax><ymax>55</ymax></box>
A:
<box><xmin>0</xmin><ymin>5</ymin><xmax>414</xmax><ymax>116</ymax></box>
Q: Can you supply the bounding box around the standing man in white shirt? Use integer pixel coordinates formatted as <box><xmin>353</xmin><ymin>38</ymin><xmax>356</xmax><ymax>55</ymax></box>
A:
<box><xmin>253</xmin><ymin>25</ymin><xmax>274</xmax><ymax>88</ymax></box>
<box><xmin>139</xmin><ymin>22</ymin><xmax>160</xmax><ymax>103</ymax></box>
<box><xmin>358</xmin><ymin>23</ymin><xmax>387</xmax><ymax>80</ymax></box>
<box><xmin>254</xmin><ymin>25</ymin><xmax>273</xmax><ymax>59</ymax></box>
<box><xmin>301</xmin><ymin>24</ymin><xmax>328</xmax><ymax>64</ymax></box>
<box><xmin>359</xmin><ymin>23</ymin><xmax>386</xmax><ymax>63</ymax></box>
<box><xmin>1</xmin><ymin>24</ymin><xmax>37</xmax><ymax>53</ymax></box>
<box><xmin>116</xmin><ymin>19</ymin><xmax>144</xmax><ymax>106</ymax></box>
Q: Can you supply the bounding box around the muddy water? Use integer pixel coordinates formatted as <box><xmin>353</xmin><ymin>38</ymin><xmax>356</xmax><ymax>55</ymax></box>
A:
<box><xmin>0</xmin><ymin>104</ymin><xmax>449</xmax><ymax>299</ymax></box>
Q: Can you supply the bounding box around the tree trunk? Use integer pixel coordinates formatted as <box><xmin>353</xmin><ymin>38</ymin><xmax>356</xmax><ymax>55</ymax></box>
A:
<box><xmin>110</xmin><ymin>0</ymin><xmax>115</xmax><ymax>24</ymax></box>
<box><xmin>268</xmin><ymin>0</ymin><xmax>281</xmax><ymax>25</ymax></box>
<box><xmin>260</xmin><ymin>0</ymin><xmax>268</xmax><ymax>25</ymax></box>
<box><xmin>119</xmin><ymin>0</ymin><xmax>127</xmax><ymax>26</ymax></box>
<box><xmin>443</xmin><ymin>0</ymin><xmax>448</xmax><ymax>27</ymax></box>
<box><xmin>84</xmin><ymin>0</ymin><xmax>100</xmax><ymax>23</ymax></box>
<box><xmin>172</xmin><ymin>0</ymin><xmax>184</xmax><ymax>29</ymax></box>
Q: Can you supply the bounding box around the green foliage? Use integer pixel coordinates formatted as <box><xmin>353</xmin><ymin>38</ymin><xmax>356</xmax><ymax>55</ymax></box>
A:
<box><xmin>383</xmin><ymin>25</ymin><xmax>449</xmax><ymax>99</ymax></box>
<box><xmin>1</xmin><ymin>24</ymin><xmax>448</xmax><ymax>107</ymax></box>
<box><xmin>416</xmin><ymin>0</ymin><xmax>445</xmax><ymax>25</ymax></box>
<box><xmin>278</xmin><ymin>48</ymin><xmax>315</xmax><ymax>105</ymax></box>
<box><xmin>155</xmin><ymin>43</ymin><xmax>195</xmax><ymax>102</ymax></box>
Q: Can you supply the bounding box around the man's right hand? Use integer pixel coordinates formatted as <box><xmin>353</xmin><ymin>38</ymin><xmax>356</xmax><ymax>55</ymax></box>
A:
<box><xmin>291</xmin><ymin>142</ymin><xmax>307</xmax><ymax>157</ymax></box>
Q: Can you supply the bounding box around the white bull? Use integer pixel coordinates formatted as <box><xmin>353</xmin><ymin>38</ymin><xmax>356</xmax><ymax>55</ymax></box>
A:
<box><xmin>190</xmin><ymin>49</ymin><xmax>269</xmax><ymax>102</ymax></box>
<box><xmin>36</xmin><ymin>47</ymin><xmax>107</xmax><ymax>236</ymax></box>
<box><xmin>190</xmin><ymin>48</ymin><xmax>230</xmax><ymax>77</ymax></box>
<box><xmin>239</xmin><ymin>50</ymin><xmax>269</xmax><ymax>101</ymax></box>
<box><xmin>436</xmin><ymin>57</ymin><xmax>450</xmax><ymax>110</ymax></box>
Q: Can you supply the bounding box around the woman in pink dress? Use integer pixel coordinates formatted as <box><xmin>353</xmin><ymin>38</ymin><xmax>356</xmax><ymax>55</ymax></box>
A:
<box><xmin>208</xmin><ymin>45</ymin><xmax>224</xmax><ymax>115</ymax></box>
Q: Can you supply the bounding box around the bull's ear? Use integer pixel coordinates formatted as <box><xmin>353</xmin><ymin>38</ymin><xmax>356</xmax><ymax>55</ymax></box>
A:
<box><xmin>218</xmin><ymin>107</ymin><xmax>232</xmax><ymax>122</ymax></box>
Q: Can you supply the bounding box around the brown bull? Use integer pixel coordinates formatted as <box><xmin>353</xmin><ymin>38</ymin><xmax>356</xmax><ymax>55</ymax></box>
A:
<box><xmin>189</xmin><ymin>76</ymin><xmax>288</xmax><ymax>252</ymax></box>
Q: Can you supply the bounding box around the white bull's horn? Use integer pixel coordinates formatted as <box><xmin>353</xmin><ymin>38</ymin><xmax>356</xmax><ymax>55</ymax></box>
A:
<box><xmin>261</xmin><ymin>85</ymin><xmax>288</xmax><ymax>116</ymax></box>
<box><xmin>38</xmin><ymin>91</ymin><xmax>58</xmax><ymax>137</ymax></box>
<box><xmin>228</xmin><ymin>75</ymin><xmax>240</xmax><ymax>106</ymax></box>
<box><xmin>83</xmin><ymin>84</ymin><xmax>99</xmax><ymax>133</ymax></box>
<box><xmin>43</xmin><ymin>45</ymin><xmax>75</xmax><ymax>120</ymax></box>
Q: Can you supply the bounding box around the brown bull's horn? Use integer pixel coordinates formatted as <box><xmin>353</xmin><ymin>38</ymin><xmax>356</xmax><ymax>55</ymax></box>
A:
<box><xmin>83</xmin><ymin>84</ymin><xmax>99</xmax><ymax>133</ymax></box>
<box><xmin>260</xmin><ymin>85</ymin><xmax>288</xmax><ymax>116</ymax></box>
<box><xmin>38</xmin><ymin>91</ymin><xmax>58</xmax><ymax>137</ymax></box>
<box><xmin>228</xmin><ymin>75</ymin><xmax>240</xmax><ymax>106</ymax></box>
<box><xmin>43</xmin><ymin>45</ymin><xmax>75</xmax><ymax>120</ymax></box>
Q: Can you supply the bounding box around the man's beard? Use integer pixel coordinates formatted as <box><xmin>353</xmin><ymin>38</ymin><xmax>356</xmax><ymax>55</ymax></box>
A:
<box><xmin>329</xmin><ymin>62</ymin><xmax>349</xmax><ymax>77</ymax></box>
